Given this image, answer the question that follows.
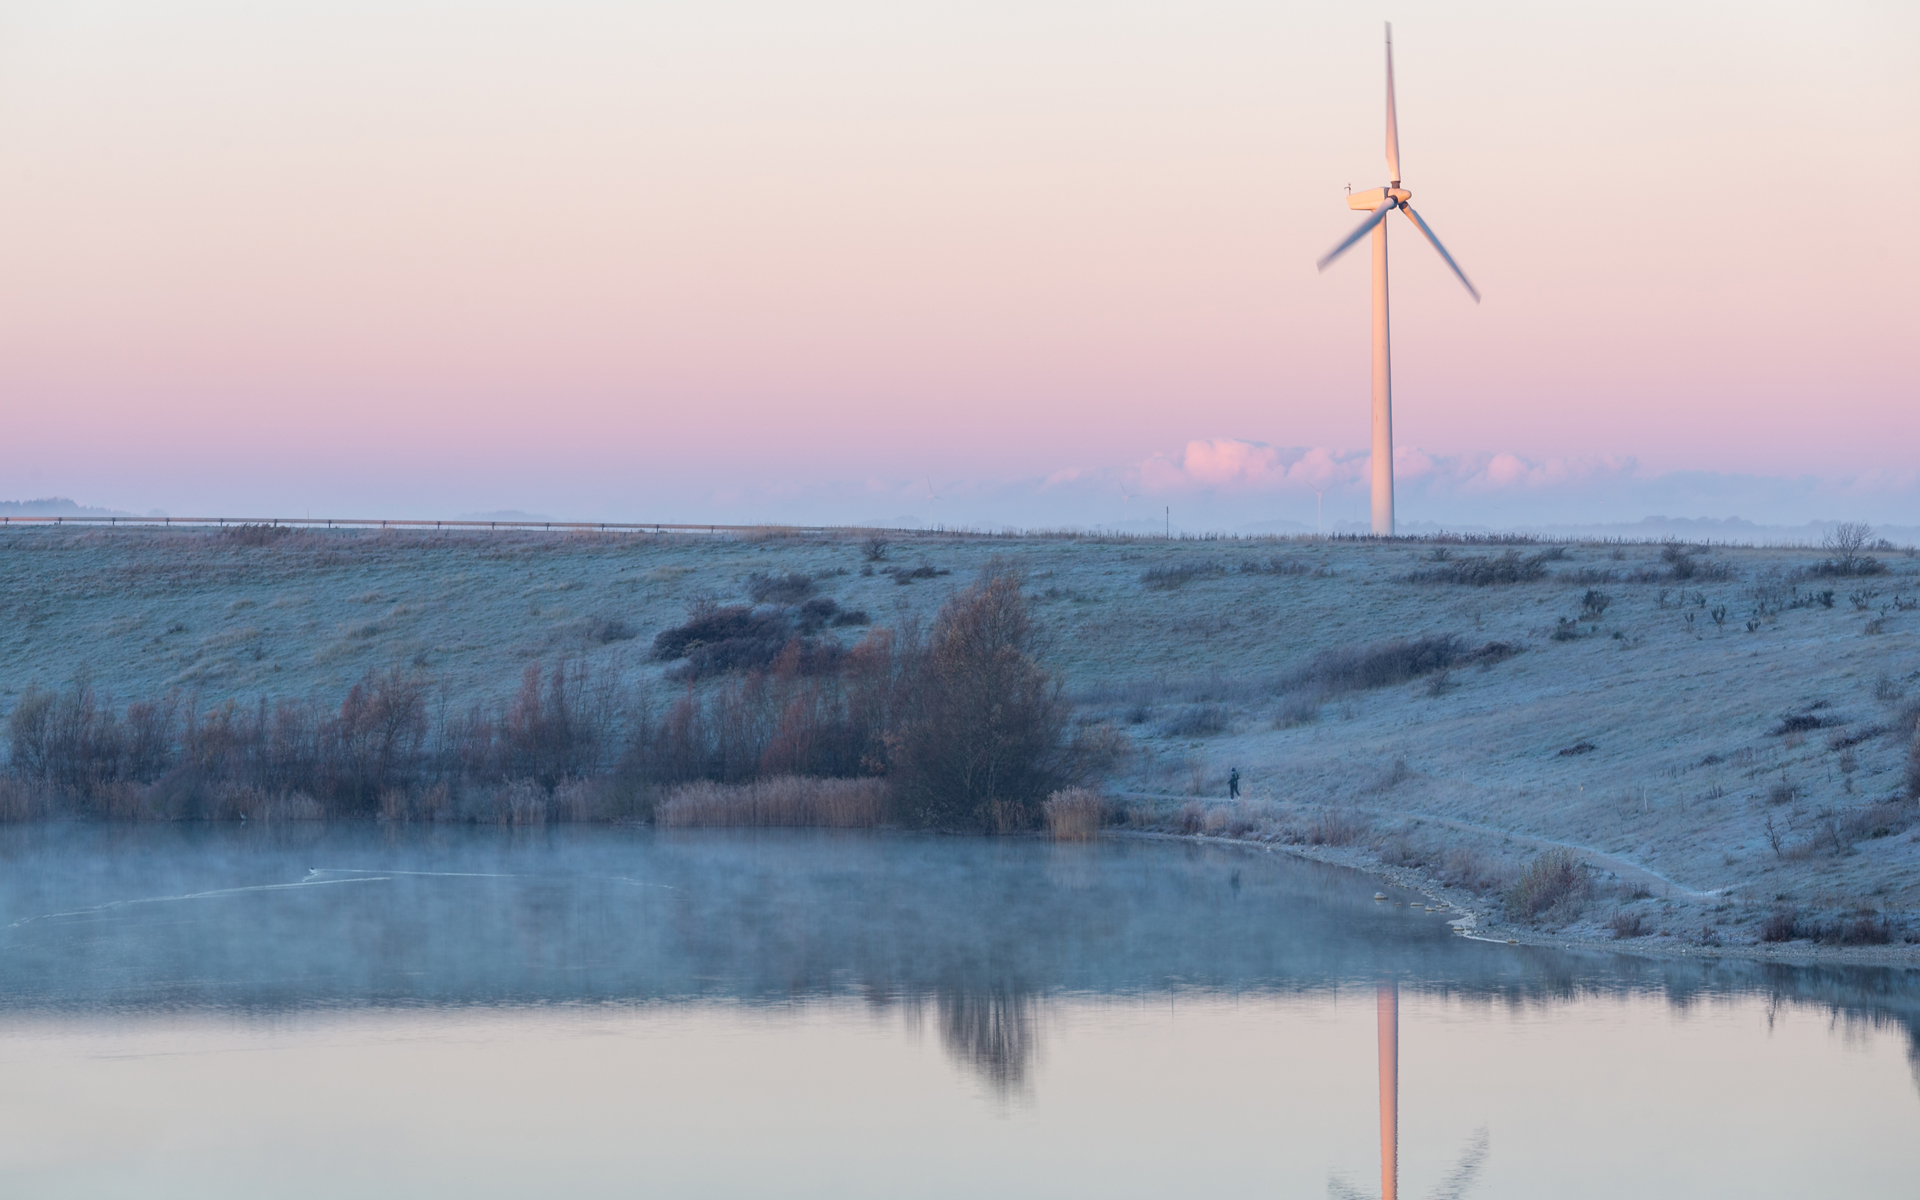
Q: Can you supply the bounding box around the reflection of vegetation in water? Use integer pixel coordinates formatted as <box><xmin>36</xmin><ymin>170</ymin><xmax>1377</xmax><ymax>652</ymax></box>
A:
<box><xmin>930</xmin><ymin>984</ymin><xmax>1042</xmax><ymax>1094</ymax></box>
<box><xmin>4</xmin><ymin>826</ymin><xmax>1920</xmax><ymax>1099</ymax></box>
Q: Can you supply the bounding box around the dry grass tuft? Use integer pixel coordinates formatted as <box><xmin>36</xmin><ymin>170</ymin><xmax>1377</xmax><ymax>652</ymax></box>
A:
<box><xmin>657</xmin><ymin>776</ymin><xmax>889</xmax><ymax>827</ymax></box>
<box><xmin>1607</xmin><ymin>910</ymin><xmax>1649</xmax><ymax>939</ymax></box>
<box><xmin>1503</xmin><ymin>848</ymin><xmax>1588</xmax><ymax>922</ymax></box>
<box><xmin>1043</xmin><ymin>787</ymin><xmax>1105</xmax><ymax>841</ymax></box>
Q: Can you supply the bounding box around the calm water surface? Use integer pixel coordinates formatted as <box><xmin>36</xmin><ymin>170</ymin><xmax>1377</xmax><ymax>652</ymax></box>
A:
<box><xmin>1</xmin><ymin>826</ymin><xmax>1915</xmax><ymax>1198</ymax></box>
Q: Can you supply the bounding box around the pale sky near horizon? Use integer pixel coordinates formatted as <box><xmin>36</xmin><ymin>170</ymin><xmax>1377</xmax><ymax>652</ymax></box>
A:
<box><xmin>0</xmin><ymin>1</ymin><xmax>1914</xmax><ymax>529</ymax></box>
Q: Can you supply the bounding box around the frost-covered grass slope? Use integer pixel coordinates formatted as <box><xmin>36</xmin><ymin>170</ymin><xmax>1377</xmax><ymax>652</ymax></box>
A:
<box><xmin>2</xmin><ymin>526</ymin><xmax>1917</xmax><ymax>919</ymax></box>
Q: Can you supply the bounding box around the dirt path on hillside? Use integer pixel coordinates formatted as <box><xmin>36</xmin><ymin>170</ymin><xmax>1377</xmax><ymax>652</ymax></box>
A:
<box><xmin>1112</xmin><ymin>791</ymin><xmax>1726</xmax><ymax>901</ymax></box>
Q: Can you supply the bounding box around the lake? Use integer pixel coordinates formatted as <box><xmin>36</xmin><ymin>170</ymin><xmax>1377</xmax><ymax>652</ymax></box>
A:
<box><xmin>0</xmin><ymin>825</ymin><xmax>1914</xmax><ymax>1198</ymax></box>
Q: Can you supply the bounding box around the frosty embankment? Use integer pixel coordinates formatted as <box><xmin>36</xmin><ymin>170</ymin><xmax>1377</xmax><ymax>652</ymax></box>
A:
<box><xmin>1</xmin><ymin>524</ymin><xmax>1916</xmax><ymax>964</ymax></box>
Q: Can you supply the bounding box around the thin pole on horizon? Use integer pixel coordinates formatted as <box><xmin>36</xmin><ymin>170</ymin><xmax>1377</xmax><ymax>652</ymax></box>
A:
<box><xmin>1165</xmin><ymin>506</ymin><xmax>1170</xmax><ymax>538</ymax></box>
<box><xmin>1312</xmin><ymin>486</ymin><xmax>1327</xmax><ymax>536</ymax></box>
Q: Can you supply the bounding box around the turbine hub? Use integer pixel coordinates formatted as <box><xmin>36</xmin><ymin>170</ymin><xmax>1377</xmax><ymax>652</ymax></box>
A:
<box><xmin>1345</xmin><ymin>186</ymin><xmax>1412</xmax><ymax>212</ymax></box>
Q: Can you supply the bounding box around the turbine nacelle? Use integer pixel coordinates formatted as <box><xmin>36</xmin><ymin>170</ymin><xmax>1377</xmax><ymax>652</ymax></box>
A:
<box><xmin>1347</xmin><ymin>187</ymin><xmax>1411</xmax><ymax>212</ymax></box>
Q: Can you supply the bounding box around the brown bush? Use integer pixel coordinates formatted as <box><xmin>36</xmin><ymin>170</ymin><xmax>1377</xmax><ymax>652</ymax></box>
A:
<box><xmin>887</xmin><ymin>564</ymin><xmax>1098</xmax><ymax>832</ymax></box>
<box><xmin>656</xmin><ymin>776</ymin><xmax>890</xmax><ymax>827</ymax></box>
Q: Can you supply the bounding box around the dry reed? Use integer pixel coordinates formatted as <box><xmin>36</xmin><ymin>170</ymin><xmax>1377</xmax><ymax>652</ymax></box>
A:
<box><xmin>657</xmin><ymin>776</ymin><xmax>889</xmax><ymax>827</ymax></box>
<box><xmin>1043</xmin><ymin>787</ymin><xmax>1105</xmax><ymax>841</ymax></box>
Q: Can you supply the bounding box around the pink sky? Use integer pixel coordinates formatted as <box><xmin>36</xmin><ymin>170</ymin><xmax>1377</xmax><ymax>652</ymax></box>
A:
<box><xmin>0</xmin><ymin>1</ymin><xmax>1914</xmax><ymax>528</ymax></box>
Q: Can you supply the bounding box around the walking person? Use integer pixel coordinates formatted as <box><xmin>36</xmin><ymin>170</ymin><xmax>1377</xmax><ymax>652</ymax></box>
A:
<box><xmin>1228</xmin><ymin>767</ymin><xmax>1240</xmax><ymax>800</ymax></box>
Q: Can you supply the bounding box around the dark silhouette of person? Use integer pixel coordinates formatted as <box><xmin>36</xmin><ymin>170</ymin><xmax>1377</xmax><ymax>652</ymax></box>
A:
<box><xmin>1228</xmin><ymin>768</ymin><xmax>1240</xmax><ymax>799</ymax></box>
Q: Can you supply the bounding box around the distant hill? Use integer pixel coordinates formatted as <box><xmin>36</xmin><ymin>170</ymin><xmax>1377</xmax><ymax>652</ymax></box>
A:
<box><xmin>458</xmin><ymin>509</ymin><xmax>554</xmax><ymax>522</ymax></box>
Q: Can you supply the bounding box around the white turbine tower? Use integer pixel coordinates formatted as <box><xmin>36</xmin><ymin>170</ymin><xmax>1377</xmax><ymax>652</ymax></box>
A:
<box><xmin>1318</xmin><ymin>24</ymin><xmax>1479</xmax><ymax>537</ymax></box>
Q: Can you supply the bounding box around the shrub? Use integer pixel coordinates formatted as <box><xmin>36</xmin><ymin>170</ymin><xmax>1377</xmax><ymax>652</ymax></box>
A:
<box><xmin>1290</xmin><ymin>634</ymin><xmax>1468</xmax><ymax>693</ymax></box>
<box><xmin>888</xmin><ymin>565</ymin><xmax>1104</xmax><ymax>831</ymax></box>
<box><xmin>650</xmin><ymin>605</ymin><xmax>847</xmax><ymax>681</ymax></box>
<box><xmin>1043</xmin><ymin>787</ymin><xmax>1105</xmax><ymax>841</ymax></box>
<box><xmin>1503</xmin><ymin>848</ymin><xmax>1586</xmax><ymax>921</ymax></box>
<box><xmin>1826</xmin><ymin>724</ymin><xmax>1883</xmax><ymax>750</ymax></box>
<box><xmin>1608</xmin><ymin>910</ymin><xmax>1648</xmax><ymax>939</ymax></box>
<box><xmin>1239</xmin><ymin>556</ymin><xmax>1312</xmax><ymax>576</ymax></box>
<box><xmin>220</xmin><ymin>523</ymin><xmax>297</xmax><ymax>547</ymax></box>
<box><xmin>656</xmin><ymin>776</ymin><xmax>889</xmax><ymax>827</ymax></box>
<box><xmin>862</xmin><ymin>536</ymin><xmax>890</xmax><ymax>562</ymax></box>
<box><xmin>1908</xmin><ymin>718</ymin><xmax>1920</xmax><ymax>800</ymax></box>
<box><xmin>1580</xmin><ymin>589</ymin><xmax>1612</xmax><ymax>620</ymax></box>
<box><xmin>1159</xmin><ymin>703</ymin><xmax>1230</xmax><ymax>737</ymax></box>
<box><xmin>883</xmin><ymin>564</ymin><xmax>948</xmax><ymax>584</ymax></box>
<box><xmin>1770</xmin><ymin>711</ymin><xmax>1830</xmax><ymax>736</ymax></box>
<box><xmin>1273</xmin><ymin>695</ymin><xmax>1320</xmax><ymax>728</ymax></box>
<box><xmin>1142</xmin><ymin>561</ymin><xmax>1228</xmax><ymax>589</ymax></box>
<box><xmin>0</xmin><ymin>777</ymin><xmax>49</xmax><ymax>821</ymax></box>
<box><xmin>1760</xmin><ymin>909</ymin><xmax>1803</xmax><ymax>942</ymax></box>
<box><xmin>1801</xmin><ymin>522</ymin><xmax>1887</xmax><ymax>579</ymax></box>
<box><xmin>1405</xmin><ymin>550</ymin><xmax>1550</xmax><ymax>586</ymax></box>
<box><xmin>582</xmin><ymin>615</ymin><xmax>637</xmax><ymax>644</ymax></box>
<box><xmin>1836</xmin><ymin>912</ymin><xmax>1894</xmax><ymax>945</ymax></box>
<box><xmin>744</xmin><ymin>571</ymin><xmax>815</xmax><ymax>604</ymax></box>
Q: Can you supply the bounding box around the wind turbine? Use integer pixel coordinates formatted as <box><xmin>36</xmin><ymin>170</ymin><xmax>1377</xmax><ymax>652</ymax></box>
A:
<box><xmin>1328</xmin><ymin>982</ymin><xmax>1490</xmax><ymax>1200</ymax></box>
<box><xmin>925</xmin><ymin>480</ymin><xmax>940</xmax><ymax>531</ymax></box>
<box><xmin>1119</xmin><ymin>481</ymin><xmax>1135</xmax><ymax>524</ymax></box>
<box><xmin>1317</xmin><ymin>24</ymin><xmax>1479</xmax><ymax>537</ymax></box>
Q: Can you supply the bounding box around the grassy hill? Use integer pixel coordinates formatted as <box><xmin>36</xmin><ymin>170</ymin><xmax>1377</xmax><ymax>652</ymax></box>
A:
<box><xmin>3</xmin><ymin>524</ymin><xmax>1917</xmax><ymax>954</ymax></box>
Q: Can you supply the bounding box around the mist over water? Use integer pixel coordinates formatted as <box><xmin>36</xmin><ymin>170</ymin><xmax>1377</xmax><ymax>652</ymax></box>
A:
<box><xmin>2</xmin><ymin>827</ymin><xmax>1916</xmax><ymax>1197</ymax></box>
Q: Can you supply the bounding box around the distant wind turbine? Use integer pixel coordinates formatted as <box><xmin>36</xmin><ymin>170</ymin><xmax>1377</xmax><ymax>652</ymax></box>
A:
<box><xmin>1309</xmin><ymin>484</ymin><xmax>1328</xmax><ymax>536</ymax></box>
<box><xmin>1317</xmin><ymin>24</ymin><xmax>1479</xmax><ymax>537</ymax></box>
<box><xmin>925</xmin><ymin>480</ymin><xmax>940</xmax><ymax>530</ymax></box>
<box><xmin>1119</xmin><ymin>481</ymin><xmax>1135</xmax><ymax>523</ymax></box>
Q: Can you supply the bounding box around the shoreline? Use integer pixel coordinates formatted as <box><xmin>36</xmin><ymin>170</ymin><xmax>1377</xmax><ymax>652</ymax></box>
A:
<box><xmin>1120</xmin><ymin>828</ymin><xmax>1920</xmax><ymax>972</ymax></box>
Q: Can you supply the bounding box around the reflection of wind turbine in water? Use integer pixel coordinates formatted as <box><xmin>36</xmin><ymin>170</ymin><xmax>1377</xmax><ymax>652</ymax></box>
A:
<box><xmin>1328</xmin><ymin>982</ymin><xmax>1490</xmax><ymax>1200</ymax></box>
<box><xmin>1317</xmin><ymin>23</ymin><xmax>1480</xmax><ymax>537</ymax></box>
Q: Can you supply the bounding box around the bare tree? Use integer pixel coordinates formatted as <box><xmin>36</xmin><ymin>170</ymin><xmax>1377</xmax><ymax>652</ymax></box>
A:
<box><xmin>1824</xmin><ymin>522</ymin><xmax>1875</xmax><ymax>574</ymax></box>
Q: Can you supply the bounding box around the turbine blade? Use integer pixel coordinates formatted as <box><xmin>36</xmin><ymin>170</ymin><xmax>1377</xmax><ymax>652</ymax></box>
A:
<box><xmin>1326</xmin><ymin>1175</ymin><xmax>1371</xmax><ymax>1200</ymax></box>
<box><xmin>1385</xmin><ymin>23</ymin><xmax>1401</xmax><ymax>183</ymax></box>
<box><xmin>1399</xmin><ymin>204</ymin><xmax>1480</xmax><ymax>302</ymax></box>
<box><xmin>1422</xmin><ymin>1127</ymin><xmax>1490</xmax><ymax>1200</ymax></box>
<box><xmin>1317</xmin><ymin>200</ymin><xmax>1396</xmax><ymax>271</ymax></box>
